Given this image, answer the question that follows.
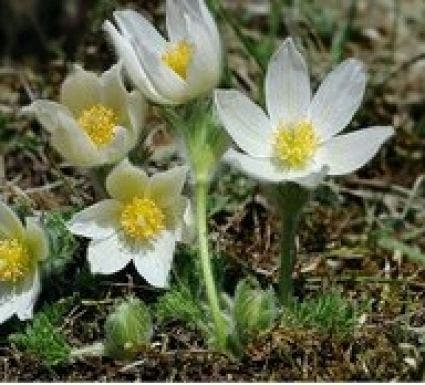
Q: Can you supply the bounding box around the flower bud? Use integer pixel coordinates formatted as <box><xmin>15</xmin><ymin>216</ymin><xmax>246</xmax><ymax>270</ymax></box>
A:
<box><xmin>104</xmin><ymin>296</ymin><xmax>153</xmax><ymax>360</ymax></box>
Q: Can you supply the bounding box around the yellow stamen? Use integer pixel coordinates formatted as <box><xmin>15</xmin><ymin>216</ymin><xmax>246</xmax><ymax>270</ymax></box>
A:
<box><xmin>161</xmin><ymin>41</ymin><xmax>193</xmax><ymax>80</ymax></box>
<box><xmin>0</xmin><ymin>238</ymin><xmax>31</xmax><ymax>283</ymax></box>
<box><xmin>273</xmin><ymin>121</ymin><xmax>318</xmax><ymax>169</ymax></box>
<box><xmin>78</xmin><ymin>104</ymin><xmax>117</xmax><ymax>147</ymax></box>
<box><xmin>120</xmin><ymin>197</ymin><xmax>165</xmax><ymax>242</ymax></box>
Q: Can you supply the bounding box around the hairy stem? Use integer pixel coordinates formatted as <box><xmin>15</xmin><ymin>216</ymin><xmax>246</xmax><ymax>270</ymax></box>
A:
<box><xmin>276</xmin><ymin>183</ymin><xmax>310</xmax><ymax>306</ymax></box>
<box><xmin>195</xmin><ymin>178</ymin><xmax>227</xmax><ymax>349</ymax></box>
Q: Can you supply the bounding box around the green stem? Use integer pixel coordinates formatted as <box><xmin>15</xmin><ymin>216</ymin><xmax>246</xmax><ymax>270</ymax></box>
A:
<box><xmin>276</xmin><ymin>183</ymin><xmax>310</xmax><ymax>306</ymax></box>
<box><xmin>279</xmin><ymin>212</ymin><xmax>298</xmax><ymax>306</ymax></box>
<box><xmin>195</xmin><ymin>178</ymin><xmax>227</xmax><ymax>349</ymax></box>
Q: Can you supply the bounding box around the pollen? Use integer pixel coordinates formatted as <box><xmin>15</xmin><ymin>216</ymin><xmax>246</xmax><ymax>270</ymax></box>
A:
<box><xmin>0</xmin><ymin>238</ymin><xmax>31</xmax><ymax>283</ymax></box>
<box><xmin>120</xmin><ymin>197</ymin><xmax>166</xmax><ymax>242</ymax></box>
<box><xmin>161</xmin><ymin>41</ymin><xmax>193</xmax><ymax>80</ymax></box>
<box><xmin>78</xmin><ymin>104</ymin><xmax>118</xmax><ymax>147</ymax></box>
<box><xmin>273</xmin><ymin>121</ymin><xmax>318</xmax><ymax>170</ymax></box>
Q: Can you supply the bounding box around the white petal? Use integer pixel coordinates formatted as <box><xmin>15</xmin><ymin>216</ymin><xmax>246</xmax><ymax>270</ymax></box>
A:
<box><xmin>24</xmin><ymin>217</ymin><xmax>49</xmax><ymax>262</ymax></box>
<box><xmin>166</xmin><ymin>0</ymin><xmax>187</xmax><ymax>42</ymax></box>
<box><xmin>186</xmin><ymin>13</ymin><xmax>221</xmax><ymax>97</ymax></box>
<box><xmin>180</xmin><ymin>198</ymin><xmax>195</xmax><ymax>244</ymax></box>
<box><xmin>147</xmin><ymin>165</ymin><xmax>188</xmax><ymax>207</ymax></box>
<box><xmin>0</xmin><ymin>282</ymin><xmax>19</xmax><ymax>323</ymax></box>
<box><xmin>106</xmin><ymin>158</ymin><xmax>148</xmax><ymax>201</ymax></box>
<box><xmin>87</xmin><ymin>233</ymin><xmax>132</xmax><ymax>275</ymax></box>
<box><xmin>103</xmin><ymin>21</ymin><xmax>172</xmax><ymax>105</ymax></box>
<box><xmin>308</xmin><ymin>59</ymin><xmax>366</xmax><ymax>141</ymax></box>
<box><xmin>215</xmin><ymin>90</ymin><xmax>272</xmax><ymax>157</ymax></box>
<box><xmin>114</xmin><ymin>10</ymin><xmax>166</xmax><ymax>56</ymax></box>
<box><xmin>0</xmin><ymin>201</ymin><xmax>24</xmax><ymax>240</ymax></box>
<box><xmin>51</xmin><ymin>112</ymin><xmax>100</xmax><ymax>167</ymax></box>
<box><xmin>136</xmin><ymin>45</ymin><xmax>188</xmax><ymax>104</ymax></box>
<box><xmin>0</xmin><ymin>270</ymin><xmax>41</xmax><ymax>323</ymax></box>
<box><xmin>315</xmin><ymin>126</ymin><xmax>394</xmax><ymax>176</ymax></box>
<box><xmin>266</xmin><ymin>37</ymin><xmax>311</xmax><ymax>126</ymax></box>
<box><xmin>133</xmin><ymin>231</ymin><xmax>177</xmax><ymax>288</ymax></box>
<box><xmin>15</xmin><ymin>269</ymin><xmax>40</xmax><ymax>321</ymax></box>
<box><xmin>223</xmin><ymin>148</ymin><xmax>326</xmax><ymax>187</ymax></box>
<box><xmin>126</xmin><ymin>90</ymin><xmax>147</xmax><ymax>139</ymax></box>
<box><xmin>97</xmin><ymin>125</ymin><xmax>133</xmax><ymax>165</ymax></box>
<box><xmin>60</xmin><ymin>65</ymin><xmax>102</xmax><ymax>116</ymax></box>
<box><xmin>67</xmin><ymin>200</ymin><xmax>122</xmax><ymax>240</ymax></box>
<box><xmin>100</xmin><ymin>62</ymin><xmax>129</xmax><ymax>121</ymax></box>
<box><xmin>21</xmin><ymin>101</ymin><xmax>72</xmax><ymax>135</ymax></box>
<box><xmin>181</xmin><ymin>0</ymin><xmax>219</xmax><ymax>44</ymax></box>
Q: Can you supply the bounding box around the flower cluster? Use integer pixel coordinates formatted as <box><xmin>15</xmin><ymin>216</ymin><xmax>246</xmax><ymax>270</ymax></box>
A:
<box><xmin>2</xmin><ymin>0</ymin><xmax>395</xmax><ymax>356</ymax></box>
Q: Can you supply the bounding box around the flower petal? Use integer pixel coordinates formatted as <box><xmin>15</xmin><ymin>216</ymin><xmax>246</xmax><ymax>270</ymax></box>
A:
<box><xmin>21</xmin><ymin>100</ymin><xmax>72</xmax><ymax>135</ymax></box>
<box><xmin>106</xmin><ymin>158</ymin><xmax>148</xmax><ymax>201</ymax></box>
<box><xmin>0</xmin><ymin>282</ymin><xmax>17</xmax><ymax>324</ymax></box>
<box><xmin>215</xmin><ymin>90</ymin><xmax>272</xmax><ymax>157</ymax></box>
<box><xmin>135</xmin><ymin>44</ymin><xmax>188</xmax><ymax>104</ymax></box>
<box><xmin>114</xmin><ymin>9</ymin><xmax>166</xmax><ymax>56</ymax></box>
<box><xmin>51</xmin><ymin>111</ymin><xmax>100</xmax><ymax>167</ymax></box>
<box><xmin>0</xmin><ymin>201</ymin><xmax>24</xmax><ymax>240</ymax></box>
<box><xmin>147</xmin><ymin>165</ymin><xmax>188</xmax><ymax>207</ymax></box>
<box><xmin>223</xmin><ymin>148</ymin><xmax>326</xmax><ymax>187</ymax></box>
<box><xmin>166</xmin><ymin>0</ymin><xmax>187</xmax><ymax>42</ymax></box>
<box><xmin>265</xmin><ymin>37</ymin><xmax>311</xmax><ymax>126</ymax></box>
<box><xmin>315</xmin><ymin>126</ymin><xmax>394</xmax><ymax>176</ymax></box>
<box><xmin>0</xmin><ymin>270</ymin><xmax>41</xmax><ymax>323</ymax></box>
<box><xmin>186</xmin><ymin>12</ymin><xmax>221</xmax><ymax>97</ymax></box>
<box><xmin>60</xmin><ymin>65</ymin><xmax>102</xmax><ymax>116</ymax></box>
<box><xmin>103</xmin><ymin>21</ymin><xmax>172</xmax><ymax>105</ymax></box>
<box><xmin>24</xmin><ymin>217</ymin><xmax>49</xmax><ymax>262</ymax></box>
<box><xmin>14</xmin><ymin>269</ymin><xmax>40</xmax><ymax>321</ymax></box>
<box><xmin>133</xmin><ymin>231</ymin><xmax>177</xmax><ymax>288</ymax></box>
<box><xmin>308</xmin><ymin>59</ymin><xmax>366</xmax><ymax>141</ymax></box>
<box><xmin>87</xmin><ymin>233</ymin><xmax>132</xmax><ymax>275</ymax></box>
<box><xmin>97</xmin><ymin>125</ymin><xmax>134</xmax><ymax>165</ymax></box>
<box><xmin>127</xmin><ymin>90</ymin><xmax>146</xmax><ymax>138</ymax></box>
<box><xmin>100</xmin><ymin>62</ymin><xmax>130</xmax><ymax>122</ymax></box>
<box><xmin>67</xmin><ymin>200</ymin><xmax>122</xmax><ymax>240</ymax></box>
<box><xmin>181</xmin><ymin>0</ymin><xmax>219</xmax><ymax>43</ymax></box>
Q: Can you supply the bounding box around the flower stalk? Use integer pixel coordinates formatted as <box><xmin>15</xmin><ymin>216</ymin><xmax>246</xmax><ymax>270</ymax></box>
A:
<box><xmin>195</xmin><ymin>177</ymin><xmax>227</xmax><ymax>349</ymax></box>
<box><xmin>162</xmin><ymin>99</ymin><xmax>229</xmax><ymax>350</ymax></box>
<box><xmin>275</xmin><ymin>183</ymin><xmax>310</xmax><ymax>306</ymax></box>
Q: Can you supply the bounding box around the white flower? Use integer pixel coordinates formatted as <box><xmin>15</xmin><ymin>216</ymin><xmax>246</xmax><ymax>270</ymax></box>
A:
<box><xmin>23</xmin><ymin>63</ymin><xmax>146</xmax><ymax>168</ymax></box>
<box><xmin>215</xmin><ymin>38</ymin><xmax>394</xmax><ymax>187</ymax></box>
<box><xmin>67</xmin><ymin>159</ymin><xmax>189</xmax><ymax>288</ymax></box>
<box><xmin>0</xmin><ymin>202</ymin><xmax>48</xmax><ymax>323</ymax></box>
<box><xmin>103</xmin><ymin>0</ymin><xmax>222</xmax><ymax>105</ymax></box>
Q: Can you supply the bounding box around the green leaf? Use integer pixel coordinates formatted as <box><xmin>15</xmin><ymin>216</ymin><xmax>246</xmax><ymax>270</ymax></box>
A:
<box><xmin>42</xmin><ymin>210</ymin><xmax>79</xmax><ymax>276</ymax></box>
<box><xmin>9</xmin><ymin>300</ymin><xmax>73</xmax><ymax>367</ymax></box>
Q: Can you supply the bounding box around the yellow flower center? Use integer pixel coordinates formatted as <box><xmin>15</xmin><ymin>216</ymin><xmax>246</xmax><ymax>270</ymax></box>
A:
<box><xmin>77</xmin><ymin>104</ymin><xmax>118</xmax><ymax>147</ymax></box>
<box><xmin>120</xmin><ymin>197</ymin><xmax>165</xmax><ymax>242</ymax></box>
<box><xmin>272</xmin><ymin>121</ymin><xmax>318</xmax><ymax>169</ymax></box>
<box><xmin>0</xmin><ymin>238</ymin><xmax>31</xmax><ymax>283</ymax></box>
<box><xmin>161</xmin><ymin>41</ymin><xmax>193</xmax><ymax>80</ymax></box>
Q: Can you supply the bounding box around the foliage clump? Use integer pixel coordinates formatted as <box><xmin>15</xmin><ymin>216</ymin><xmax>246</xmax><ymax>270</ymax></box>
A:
<box><xmin>281</xmin><ymin>292</ymin><xmax>364</xmax><ymax>336</ymax></box>
<box><xmin>9</xmin><ymin>300</ymin><xmax>72</xmax><ymax>367</ymax></box>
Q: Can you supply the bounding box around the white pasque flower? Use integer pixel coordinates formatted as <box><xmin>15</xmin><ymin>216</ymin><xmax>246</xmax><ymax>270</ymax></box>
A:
<box><xmin>215</xmin><ymin>38</ymin><xmax>395</xmax><ymax>187</ymax></box>
<box><xmin>0</xmin><ymin>202</ymin><xmax>48</xmax><ymax>323</ymax></box>
<box><xmin>103</xmin><ymin>0</ymin><xmax>222</xmax><ymax>105</ymax></box>
<box><xmin>67</xmin><ymin>159</ymin><xmax>188</xmax><ymax>288</ymax></box>
<box><xmin>23</xmin><ymin>63</ymin><xmax>146</xmax><ymax>168</ymax></box>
